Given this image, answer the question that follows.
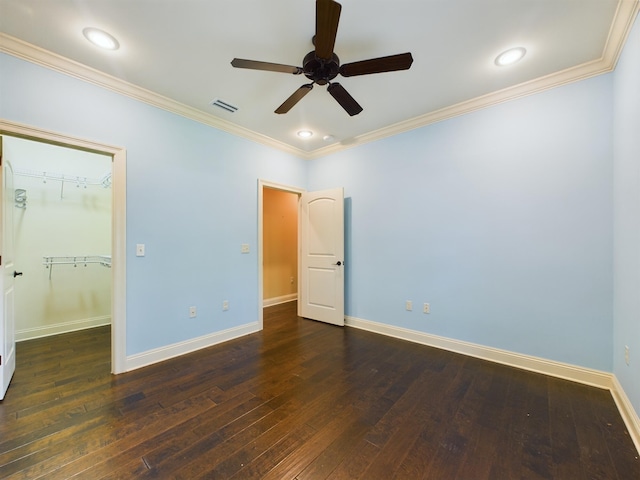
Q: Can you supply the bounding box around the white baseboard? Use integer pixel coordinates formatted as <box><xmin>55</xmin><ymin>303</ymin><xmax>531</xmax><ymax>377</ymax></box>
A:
<box><xmin>263</xmin><ymin>294</ymin><xmax>297</xmax><ymax>307</ymax></box>
<box><xmin>16</xmin><ymin>316</ymin><xmax>111</xmax><ymax>342</ymax></box>
<box><xmin>345</xmin><ymin>315</ymin><xmax>612</xmax><ymax>389</ymax></box>
<box><xmin>121</xmin><ymin>312</ymin><xmax>639</xmax><ymax>455</ymax></box>
<box><xmin>125</xmin><ymin>322</ymin><xmax>260</xmax><ymax>372</ymax></box>
<box><xmin>345</xmin><ymin>315</ymin><xmax>640</xmax><ymax>455</ymax></box>
<box><xmin>611</xmin><ymin>375</ymin><xmax>640</xmax><ymax>454</ymax></box>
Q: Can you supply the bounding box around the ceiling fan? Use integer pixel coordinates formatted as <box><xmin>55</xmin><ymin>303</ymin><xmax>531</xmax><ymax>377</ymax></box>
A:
<box><xmin>230</xmin><ymin>0</ymin><xmax>413</xmax><ymax>116</ymax></box>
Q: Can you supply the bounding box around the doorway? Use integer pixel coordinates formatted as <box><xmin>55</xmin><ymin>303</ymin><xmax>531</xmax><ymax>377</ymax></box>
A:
<box><xmin>9</xmin><ymin>137</ymin><xmax>112</xmax><ymax>342</ymax></box>
<box><xmin>258</xmin><ymin>180</ymin><xmax>346</xmax><ymax>328</ymax></box>
<box><xmin>262</xmin><ymin>186</ymin><xmax>299</xmax><ymax>307</ymax></box>
<box><xmin>258</xmin><ymin>180</ymin><xmax>304</xmax><ymax>330</ymax></box>
<box><xmin>0</xmin><ymin>120</ymin><xmax>126</xmax><ymax>374</ymax></box>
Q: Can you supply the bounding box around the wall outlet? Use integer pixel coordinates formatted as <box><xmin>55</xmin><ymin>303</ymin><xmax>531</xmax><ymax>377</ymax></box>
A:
<box><xmin>423</xmin><ymin>303</ymin><xmax>430</xmax><ymax>314</ymax></box>
<box><xmin>189</xmin><ymin>306</ymin><xmax>197</xmax><ymax>318</ymax></box>
<box><xmin>625</xmin><ymin>345</ymin><xmax>630</xmax><ymax>366</ymax></box>
<box><xmin>241</xmin><ymin>244</ymin><xmax>250</xmax><ymax>254</ymax></box>
<box><xmin>290</xmin><ymin>276</ymin><xmax>294</xmax><ymax>285</ymax></box>
<box><xmin>223</xmin><ymin>300</ymin><xmax>229</xmax><ymax>311</ymax></box>
<box><xmin>405</xmin><ymin>300</ymin><xmax>412</xmax><ymax>311</ymax></box>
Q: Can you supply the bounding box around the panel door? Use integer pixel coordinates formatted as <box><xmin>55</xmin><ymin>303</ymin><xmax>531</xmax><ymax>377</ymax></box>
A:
<box><xmin>0</xmin><ymin>136</ymin><xmax>17</xmax><ymax>400</ymax></box>
<box><xmin>299</xmin><ymin>187</ymin><xmax>344</xmax><ymax>326</ymax></box>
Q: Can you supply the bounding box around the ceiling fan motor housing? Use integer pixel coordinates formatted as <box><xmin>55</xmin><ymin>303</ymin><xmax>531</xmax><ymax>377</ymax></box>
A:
<box><xmin>303</xmin><ymin>51</ymin><xmax>340</xmax><ymax>85</ymax></box>
<box><xmin>231</xmin><ymin>0</ymin><xmax>412</xmax><ymax>115</ymax></box>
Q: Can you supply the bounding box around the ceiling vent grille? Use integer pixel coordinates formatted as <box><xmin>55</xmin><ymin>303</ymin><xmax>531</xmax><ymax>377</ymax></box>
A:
<box><xmin>210</xmin><ymin>98</ymin><xmax>238</xmax><ymax>113</ymax></box>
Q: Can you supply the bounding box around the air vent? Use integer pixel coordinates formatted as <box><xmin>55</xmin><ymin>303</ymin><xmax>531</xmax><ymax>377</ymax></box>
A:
<box><xmin>210</xmin><ymin>99</ymin><xmax>238</xmax><ymax>113</ymax></box>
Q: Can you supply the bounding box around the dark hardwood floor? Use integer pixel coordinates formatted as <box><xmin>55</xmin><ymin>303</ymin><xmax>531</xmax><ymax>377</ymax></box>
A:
<box><xmin>1</xmin><ymin>302</ymin><xmax>638</xmax><ymax>479</ymax></box>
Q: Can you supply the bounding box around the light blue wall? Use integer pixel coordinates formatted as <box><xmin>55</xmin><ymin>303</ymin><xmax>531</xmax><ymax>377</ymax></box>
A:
<box><xmin>0</xmin><ymin>53</ymin><xmax>308</xmax><ymax>355</ymax></box>
<box><xmin>0</xmin><ymin>35</ymin><xmax>632</xmax><ymax>384</ymax></box>
<box><xmin>309</xmin><ymin>74</ymin><xmax>614</xmax><ymax>371</ymax></box>
<box><xmin>613</xmin><ymin>13</ymin><xmax>640</xmax><ymax>417</ymax></box>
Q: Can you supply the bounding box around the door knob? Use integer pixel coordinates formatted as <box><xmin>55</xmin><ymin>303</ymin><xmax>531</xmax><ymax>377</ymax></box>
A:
<box><xmin>333</xmin><ymin>261</ymin><xmax>342</xmax><ymax>266</ymax></box>
<box><xmin>13</xmin><ymin>271</ymin><xmax>23</xmax><ymax>278</ymax></box>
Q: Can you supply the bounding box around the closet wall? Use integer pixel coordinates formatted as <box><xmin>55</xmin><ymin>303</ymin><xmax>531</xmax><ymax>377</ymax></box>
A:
<box><xmin>7</xmin><ymin>136</ymin><xmax>112</xmax><ymax>341</ymax></box>
<box><xmin>263</xmin><ymin>188</ymin><xmax>298</xmax><ymax>305</ymax></box>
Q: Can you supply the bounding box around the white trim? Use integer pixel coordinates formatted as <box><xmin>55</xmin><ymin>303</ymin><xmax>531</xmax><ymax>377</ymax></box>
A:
<box><xmin>0</xmin><ymin>119</ymin><xmax>127</xmax><ymax>374</ymax></box>
<box><xmin>125</xmin><ymin>322</ymin><xmax>260</xmax><ymax>372</ymax></box>
<box><xmin>263</xmin><ymin>293</ymin><xmax>297</xmax><ymax>307</ymax></box>
<box><xmin>310</xmin><ymin>1</ymin><xmax>640</xmax><ymax>159</ymax></box>
<box><xmin>110</xmin><ymin>149</ymin><xmax>127</xmax><ymax>374</ymax></box>
<box><xmin>257</xmin><ymin>180</ymin><xmax>305</xmax><ymax>331</ymax></box>
<box><xmin>1</xmin><ymin>0</ymin><xmax>638</xmax><ymax>160</ymax></box>
<box><xmin>0</xmin><ymin>34</ymin><xmax>303</xmax><ymax>159</ymax></box>
<box><xmin>345</xmin><ymin>315</ymin><xmax>640</xmax><ymax>455</ymax></box>
<box><xmin>611</xmin><ymin>375</ymin><xmax>640</xmax><ymax>454</ymax></box>
<box><xmin>345</xmin><ymin>315</ymin><xmax>612</xmax><ymax>388</ymax></box>
<box><xmin>16</xmin><ymin>316</ymin><xmax>111</xmax><ymax>342</ymax></box>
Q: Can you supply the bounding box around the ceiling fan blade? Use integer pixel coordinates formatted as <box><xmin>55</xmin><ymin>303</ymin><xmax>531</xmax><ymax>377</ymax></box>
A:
<box><xmin>327</xmin><ymin>83</ymin><xmax>363</xmax><ymax>116</ymax></box>
<box><xmin>275</xmin><ymin>84</ymin><xmax>314</xmax><ymax>114</ymax></box>
<box><xmin>339</xmin><ymin>52</ymin><xmax>414</xmax><ymax>77</ymax></box>
<box><xmin>231</xmin><ymin>58</ymin><xmax>302</xmax><ymax>75</ymax></box>
<box><xmin>315</xmin><ymin>0</ymin><xmax>342</xmax><ymax>60</ymax></box>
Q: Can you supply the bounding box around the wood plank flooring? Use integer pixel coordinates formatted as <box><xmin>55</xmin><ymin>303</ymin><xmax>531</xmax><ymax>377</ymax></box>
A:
<box><xmin>1</xmin><ymin>302</ymin><xmax>639</xmax><ymax>479</ymax></box>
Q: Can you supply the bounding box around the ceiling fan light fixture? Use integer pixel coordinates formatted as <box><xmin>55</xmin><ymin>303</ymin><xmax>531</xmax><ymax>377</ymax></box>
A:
<box><xmin>297</xmin><ymin>130</ymin><xmax>314</xmax><ymax>138</ymax></box>
<box><xmin>230</xmin><ymin>0</ymin><xmax>412</xmax><ymax>116</ymax></box>
<box><xmin>495</xmin><ymin>47</ymin><xmax>526</xmax><ymax>66</ymax></box>
<box><xmin>83</xmin><ymin>27</ymin><xmax>120</xmax><ymax>50</ymax></box>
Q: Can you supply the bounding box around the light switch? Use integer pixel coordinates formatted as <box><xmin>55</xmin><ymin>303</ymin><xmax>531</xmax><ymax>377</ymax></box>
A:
<box><xmin>241</xmin><ymin>244</ymin><xmax>250</xmax><ymax>254</ymax></box>
<box><xmin>136</xmin><ymin>244</ymin><xmax>145</xmax><ymax>257</ymax></box>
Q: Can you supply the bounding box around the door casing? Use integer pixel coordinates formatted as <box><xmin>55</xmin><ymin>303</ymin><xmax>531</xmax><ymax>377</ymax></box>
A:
<box><xmin>258</xmin><ymin>180</ymin><xmax>345</xmax><ymax>328</ymax></box>
<box><xmin>0</xmin><ymin>120</ymin><xmax>127</xmax><ymax>374</ymax></box>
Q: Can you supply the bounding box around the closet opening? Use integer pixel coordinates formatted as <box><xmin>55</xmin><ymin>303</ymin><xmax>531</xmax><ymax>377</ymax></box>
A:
<box><xmin>0</xmin><ymin>121</ymin><xmax>126</xmax><ymax>380</ymax></box>
<box><xmin>9</xmin><ymin>136</ymin><xmax>112</xmax><ymax>352</ymax></box>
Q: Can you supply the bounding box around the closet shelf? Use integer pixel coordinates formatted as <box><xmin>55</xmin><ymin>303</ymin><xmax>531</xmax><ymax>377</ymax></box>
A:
<box><xmin>43</xmin><ymin>255</ymin><xmax>111</xmax><ymax>279</ymax></box>
<box><xmin>15</xmin><ymin>168</ymin><xmax>112</xmax><ymax>188</ymax></box>
<box><xmin>15</xmin><ymin>168</ymin><xmax>112</xmax><ymax>200</ymax></box>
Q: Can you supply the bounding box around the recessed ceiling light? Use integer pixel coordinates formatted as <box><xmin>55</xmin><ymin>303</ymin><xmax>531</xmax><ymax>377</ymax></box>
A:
<box><xmin>297</xmin><ymin>130</ymin><xmax>313</xmax><ymax>138</ymax></box>
<box><xmin>323</xmin><ymin>135</ymin><xmax>335</xmax><ymax>142</ymax></box>
<box><xmin>495</xmin><ymin>47</ymin><xmax>526</xmax><ymax>67</ymax></box>
<box><xmin>83</xmin><ymin>27</ymin><xmax>120</xmax><ymax>50</ymax></box>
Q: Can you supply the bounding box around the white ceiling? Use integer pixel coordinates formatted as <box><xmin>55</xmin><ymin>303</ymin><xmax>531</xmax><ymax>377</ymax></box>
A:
<box><xmin>1</xmin><ymin>0</ymin><xmax>638</xmax><ymax>157</ymax></box>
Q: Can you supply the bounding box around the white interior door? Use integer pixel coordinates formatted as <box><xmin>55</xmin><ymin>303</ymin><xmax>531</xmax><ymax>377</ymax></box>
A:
<box><xmin>0</xmin><ymin>136</ymin><xmax>17</xmax><ymax>400</ymax></box>
<box><xmin>299</xmin><ymin>187</ymin><xmax>345</xmax><ymax>326</ymax></box>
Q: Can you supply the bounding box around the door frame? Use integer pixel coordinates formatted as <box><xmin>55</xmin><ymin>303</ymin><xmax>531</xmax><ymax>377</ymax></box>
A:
<box><xmin>257</xmin><ymin>179</ymin><xmax>304</xmax><ymax>330</ymax></box>
<box><xmin>0</xmin><ymin>119</ymin><xmax>127</xmax><ymax>374</ymax></box>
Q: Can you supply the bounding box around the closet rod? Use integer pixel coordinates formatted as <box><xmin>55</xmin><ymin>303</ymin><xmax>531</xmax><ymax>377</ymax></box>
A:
<box><xmin>43</xmin><ymin>255</ymin><xmax>112</xmax><ymax>279</ymax></box>
<box><xmin>14</xmin><ymin>168</ymin><xmax>112</xmax><ymax>188</ymax></box>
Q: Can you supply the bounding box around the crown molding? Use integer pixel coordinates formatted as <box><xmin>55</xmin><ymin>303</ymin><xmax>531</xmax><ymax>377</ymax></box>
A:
<box><xmin>1</xmin><ymin>0</ymin><xmax>638</xmax><ymax>161</ymax></box>
<box><xmin>309</xmin><ymin>0</ymin><xmax>640</xmax><ymax>159</ymax></box>
<box><xmin>0</xmin><ymin>33</ymin><xmax>306</xmax><ymax>159</ymax></box>
<box><xmin>603</xmin><ymin>0</ymin><xmax>640</xmax><ymax>64</ymax></box>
